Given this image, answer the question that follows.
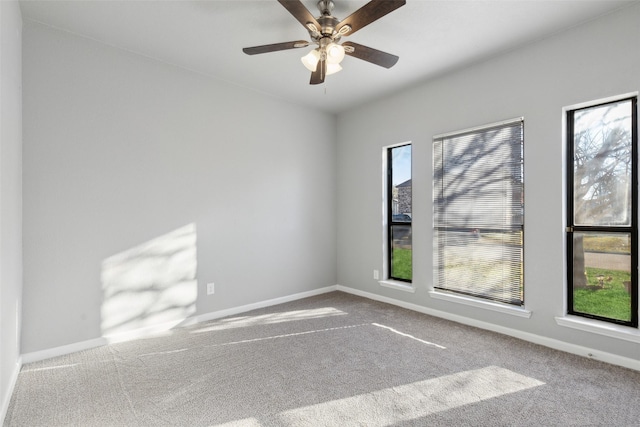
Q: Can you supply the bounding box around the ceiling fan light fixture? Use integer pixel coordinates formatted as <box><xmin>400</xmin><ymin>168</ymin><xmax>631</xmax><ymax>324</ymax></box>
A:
<box><xmin>243</xmin><ymin>0</ymin><xmax>406</xmax><ymax>85</ymax></box>
<box><xmin>326</xmin><ymin>63</ymin><xmax>343</xmax><ymax>75</ymax></box>
<box><xmin>301</xmin><ymin>49</ymin><xmax>320</xmax><ymax>72</ymax></box>
<box><xmin>326</xmin><ymin>43</ymin><xmax>345</xmax><ymax>64</ymax></box>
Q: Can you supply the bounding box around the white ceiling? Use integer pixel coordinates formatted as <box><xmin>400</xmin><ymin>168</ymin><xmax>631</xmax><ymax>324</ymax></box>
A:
<box><xmin>19</xmin><ymin>0</ymin><xmax>638</xmax><ymax>113</ymax></box>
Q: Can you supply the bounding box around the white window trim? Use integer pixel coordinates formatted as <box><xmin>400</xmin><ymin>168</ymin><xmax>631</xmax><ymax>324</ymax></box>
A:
<box><xmin>555</xmin><ymin>315</ymin><xmax>640</xmax><ymax>344</ymax></box>
<box><xmin>562</xmin><ymin>91</ymin><xmax>638</xmax><ymax>113</ymax></box>
<box><xmin>429</xmin><ymin>290</ymin><xmax>532</xmax><ymax>318</ymax></box>
<box><xmin>433</xmin><ymin>116</ymin><xmax>524</xmax><ymax>139</ymax></box>
<box><xmin>379</xmin><ymin>279</ymin><xmax>415</xmax><ymax>293</ymax></box>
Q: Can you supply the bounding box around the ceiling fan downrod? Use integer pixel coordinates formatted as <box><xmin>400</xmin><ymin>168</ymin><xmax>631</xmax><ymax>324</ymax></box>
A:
<box><xmin>317</xmin><ymin>0</ymin><xmax>334</xmax><ymax>15</ymax></box>
<box><xmin>310</xmin><ymin>0</ymin><xmax>344</xmax><ymax>41</ymax></box>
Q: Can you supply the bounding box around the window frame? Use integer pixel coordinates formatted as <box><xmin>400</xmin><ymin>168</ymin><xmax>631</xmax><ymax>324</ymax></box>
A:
<box><xmin>433</xmin><ymin>117</ymin><xmax>524</xmax><ymax>307</ymax></box>
<box><xmin>565</xmin><ymin>96</ymin><xmax>638</xmax><ymax>327</ymax></box>
<box><xmin>384</xmin><ymin>143</ymin><xmax>413</xmax><ymax>284</ymax></box>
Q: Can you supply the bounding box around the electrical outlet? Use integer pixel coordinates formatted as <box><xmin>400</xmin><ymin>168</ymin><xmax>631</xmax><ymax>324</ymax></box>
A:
<box><xmin>206</xmin><ymin>282</ymin><xmax>215</xmax><ymax>295</ymax></box>
<box><xmin>373</xmin><ymin>270</ymin><xmax>379</xmax><ymax>280</ymax></box>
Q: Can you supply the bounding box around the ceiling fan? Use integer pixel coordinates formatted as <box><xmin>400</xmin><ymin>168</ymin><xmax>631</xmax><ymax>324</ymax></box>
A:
<box><xmin>243</xmin><ymin>0</ymin><xmax>406</xmax><ymax>85</ymax></box>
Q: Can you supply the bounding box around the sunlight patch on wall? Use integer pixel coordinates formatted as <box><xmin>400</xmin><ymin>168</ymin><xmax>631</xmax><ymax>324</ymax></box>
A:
<box><xmin>276</xmin><ymin>366</ymin><xmax>544</xmax><ymax>425</ymax></box>
<box><xmin>100</xmin><ymin>224</ymin><xmax>197</xmax><ymax>339</ymax></box>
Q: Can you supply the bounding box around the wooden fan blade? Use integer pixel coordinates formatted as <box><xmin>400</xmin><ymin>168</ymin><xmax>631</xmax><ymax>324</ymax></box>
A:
<box><xmin>310</xmin><ymin>59</ymin><xmax>326</xmax><ymax>85</ymax></box>
<box><xmin>277</xmin><ymin>0</ymin><xmax>321</xmax><ymax>31</ymax></box>
<box><xmin>243</xmin><ymin>40</ymin><xmax>309</xmax><ymax>55</ymax></box>
<box><xmin>335</xmin><ymin>0</ymin><xmax>406</xmax><ymax>36</ymax></box>
<box><xmin>343</xmin><ymin>42</ymin><xmax>399</xmax><ymax>68</ymax></box>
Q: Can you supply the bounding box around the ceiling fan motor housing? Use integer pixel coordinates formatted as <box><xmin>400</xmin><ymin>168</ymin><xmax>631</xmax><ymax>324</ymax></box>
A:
<box><xmin>310</xmin><ymin>1</ymin><xmax>341</xmax><ymax>42</ymax></box>
<box><xmin>317</xmin><ymin>15</ymin><xmax>340</xmax><ymax>38</ymax></box>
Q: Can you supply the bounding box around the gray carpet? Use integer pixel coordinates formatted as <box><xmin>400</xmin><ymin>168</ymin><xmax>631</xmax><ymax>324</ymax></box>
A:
<box><xmin>5</xmin><ymin>291</ymin><xmax>640</xmax><ymax>426</ymax></box>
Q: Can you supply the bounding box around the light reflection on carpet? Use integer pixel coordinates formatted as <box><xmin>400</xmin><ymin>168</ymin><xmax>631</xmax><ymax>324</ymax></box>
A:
<box><xmin>275</xmin><ymin>366</ymin><xmax>544</xmax><ymax>426</ymax></box>
<box><xmin>190</xmin><ymin>307</ymin><xmax>347</xmax><ymax>334</ymax></box>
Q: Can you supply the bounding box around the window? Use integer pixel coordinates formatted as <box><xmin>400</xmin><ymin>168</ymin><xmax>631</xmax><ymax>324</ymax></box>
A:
<box><xmin>387</xmin><ymin>144</ymin><xmax>412</xmax><ymax>282</ymax></box>
<box><xmin>434</xmin><ymin>118</ymin><xmax>524</xmax><ymax>305</ymax></box>
<box><xmin>566</xmin><ymin>97</ymin><xmax>638</xmax><ymax>327</ymax></box>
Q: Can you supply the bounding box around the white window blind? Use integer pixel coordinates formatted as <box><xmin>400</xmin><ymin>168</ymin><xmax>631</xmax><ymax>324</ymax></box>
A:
<box><xmin>434</xmin><ymin>119</ymin><xmax>524</xmax><ymax>305</ymax></box>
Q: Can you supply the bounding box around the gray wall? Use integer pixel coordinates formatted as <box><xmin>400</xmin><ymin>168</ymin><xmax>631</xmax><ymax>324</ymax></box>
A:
<box><xmin>17</xmin><ymin>2</ymin><xmax>640</xmax><ymax>365</ymax></box>
<box><xmin>22</xmin><ymin>22</ymin><xmax>337</xmax><ymax>353</ymax></box>
<box><xmin>337</xmin><ymin>4</ymin><xmax>640</xmax><ymax>361</ymax></box>
<box><xmin>0</xmin><ymin>0</ymin><xmax>23</xmax><ymax>417</ymax></box>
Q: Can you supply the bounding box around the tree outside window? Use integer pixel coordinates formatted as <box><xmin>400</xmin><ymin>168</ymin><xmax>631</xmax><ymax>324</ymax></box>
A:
<box><xmin>567</xmin><ymin>97</ymin><xmax>638</xmax><ymax>326</ymax></box>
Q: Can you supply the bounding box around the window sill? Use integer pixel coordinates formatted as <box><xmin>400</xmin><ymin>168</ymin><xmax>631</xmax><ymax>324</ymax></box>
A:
<box><xmin>428</xmin><ymin>290</ymin><xmax>532</xmax><ymax>318</ymax></box>
<box><xmin>379</xmin><ymin>280</ymin><xmax>415</xmax><ymax>293</ymax></box>
<box><xmin>555</xmin><ymin>315</ymin><xmax>640</xmax><ymax>343</ymax></box>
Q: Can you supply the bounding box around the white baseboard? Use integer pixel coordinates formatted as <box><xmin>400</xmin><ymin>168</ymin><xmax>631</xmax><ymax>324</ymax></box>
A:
<box><xmin>21</xmin><ymin>337</ymin><xmax>107</xmax><ymax>365</ymax></box>
<box><xmin>102</xmin><ymin>317</ymin><xmax>196</xmax><ymax>345</ymax></box>
<box><xmin>336</xmin><ymin>285</ymin><xmax>640</xmax><ymax>372</ymax></box>
<box><xmin>22</xmin><ymin>283</ymin><xmax>636</xmax><ymax>372</ymax></box>
<box><xmin>1</xmin><ymin>357</ymin><xmax>23</xmax><ymax>424</ymax></box>
<box><xmin>20</xmin><ymin>285</ymin><xmax>339</xmax><ymax>364</ymax></box>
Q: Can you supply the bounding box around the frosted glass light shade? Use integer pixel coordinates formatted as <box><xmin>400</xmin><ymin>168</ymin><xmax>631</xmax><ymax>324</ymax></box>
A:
<box><xmin>301</xmin><ymin>49</ymin><xmax>320</xmax><ymax>72</ymax></box>
<box><xmin>326</xmin><ymin>63</ymin><xmax>342</xmax><ymax>75</ymax></box>
<box><xmin>326</xmin><ymin>43</ymin><xmax>345</xmax><ymax>64</ymax></box>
